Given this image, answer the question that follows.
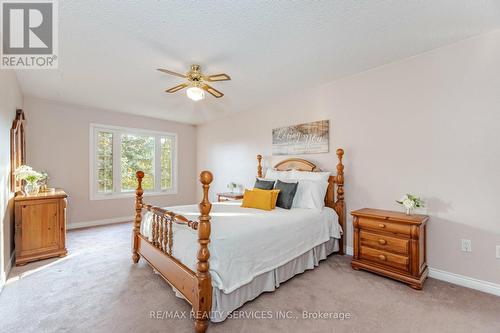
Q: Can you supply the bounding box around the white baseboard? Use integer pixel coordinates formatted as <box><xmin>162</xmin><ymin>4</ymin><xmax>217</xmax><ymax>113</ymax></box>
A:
<box><xmin>343</xmin><ymin>245</ymin><xmax>500</xmax><ymax>296</ymax></box>
<box><xmin>428</xmin><ymin>268</ymin><xmax>500</xmax><ymax>296</ymax></box>
<box><xmin>0</xmin><ymin>270</ymin><xmax>4</xmax><ymax>293</ymax></box>
<box><xmin>0</xmin><ymin>250</ymin><xmax>15</xmax><ymax>294</ymax></box>
<box><xmin>67</xmin><ymin>216</ymin><xmax>134</xmax><ymax>230</ymax></box>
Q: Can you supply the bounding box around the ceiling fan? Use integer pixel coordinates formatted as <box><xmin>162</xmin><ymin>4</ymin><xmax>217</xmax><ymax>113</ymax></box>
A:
<box><xmin>157</xmin><ymin>64</ymin><xmax>231</xmax><ymax>101</ymax></box>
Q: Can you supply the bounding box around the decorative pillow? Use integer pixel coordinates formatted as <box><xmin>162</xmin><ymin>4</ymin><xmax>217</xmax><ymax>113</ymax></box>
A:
<box><xmin>313</xmin><ymin>181</ymin><xmax>329</xmax><ymax>209</ymax></box>
<box><xmin>290</xmin><ymin>170</ymin><xmax>330</xmax><ymax>183</ymax></box>
<box><xmin>241</xmin><ymin>188</ymin><xmax>280</xmax><ymax>211</ymax></box>
<box><xmin>291</xmin><ymin>180</ymin><xmax>316</xmax><ymax>209</ymax></box>
<box><xmin>291</xmin><ymin>180</ymin><xmax>329</xmax><ymax>209</ymax></box>
<box><xmin>254</xmin><ymin>188</ymin><xmax>280</xmax><ymax>209</ymax></box>
<box><xmin>274</xmin><ymin>180</ymin><xmax>298</xmax><ymax>209</ymax></box>
<box><xmin>254</xmin><ymin>178</ymin><xmax>275</xmax><ymax>190</ymax></box>
<box><xmin>268</xmin><ymin>189</ymin><xmax>280</xmax><ymax>209</ymax></box>
<box><xmin>265</xmin><ymin>169</ymin><xmax>292</xmax><ymax>181</ymax></box>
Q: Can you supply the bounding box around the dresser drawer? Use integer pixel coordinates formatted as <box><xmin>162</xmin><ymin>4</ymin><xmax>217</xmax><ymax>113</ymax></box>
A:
<box><xmin>358</xmin><ymin>217</ymin><xmax>411</xmax><ymax>236</ymax></box>
<box><xmin>359</xmin><ymin>246</ymin><xmax>409</xmax><ymax>272</ymax></box>
<box><xmin>360</xmin><ymin>230</ymin><xmax>409</xmax><ymax>255</ymax></box>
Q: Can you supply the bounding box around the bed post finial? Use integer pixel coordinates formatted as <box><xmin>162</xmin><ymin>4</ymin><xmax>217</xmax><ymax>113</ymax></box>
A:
<box><xmin>336</xmin><ymin>149</ymin><xmax>344</xmax><ymax>202</ymax></box>
<box><xmin>257</xmin><ymin>154</ymin><xmax>263</xmax><ymax>178</ymax></box>
<box><xmin>335</xmin><ymin>149</ymin><xmax>346</xmax><ymax>254</ymax></box>
<box><xmin>132</xmin><ymin>171</ymin><xmax>144</xmax><ymax>263</ymax></box>
<box><xmin>195</xmin><ymin>170</ymin><xmax>213</xmax><ymax>333</ymax></box>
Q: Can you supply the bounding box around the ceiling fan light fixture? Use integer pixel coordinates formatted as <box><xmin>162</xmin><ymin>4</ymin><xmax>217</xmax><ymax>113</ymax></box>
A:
<box><xmin>186</xmin><ymin>86</ymin><xmax>205</xmax><ymax>101</ymax></box>
<box><xmin>159</xmin><ymin>64</ymin><xmax>229</xmax><ymax>99</ymax></box>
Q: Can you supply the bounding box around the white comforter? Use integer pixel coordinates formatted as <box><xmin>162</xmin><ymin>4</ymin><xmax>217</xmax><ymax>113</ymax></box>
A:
<box><xmin>140</xmin><ymin>201</ymin><xmax>341</xmax><ymax>294</ymax></box>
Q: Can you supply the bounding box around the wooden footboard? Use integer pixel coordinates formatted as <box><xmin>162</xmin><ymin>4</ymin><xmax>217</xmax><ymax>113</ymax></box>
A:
<box><xmin>132</xmin><ymin>170</ymin><xmax>213</xmax><ymax>333</ymax></box>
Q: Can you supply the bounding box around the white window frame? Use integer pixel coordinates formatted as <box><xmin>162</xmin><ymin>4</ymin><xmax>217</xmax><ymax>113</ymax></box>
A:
<box><xmin>89</xmin><ymin>123</ymin><xmax>178</xmax><ymax>200</ymax></box>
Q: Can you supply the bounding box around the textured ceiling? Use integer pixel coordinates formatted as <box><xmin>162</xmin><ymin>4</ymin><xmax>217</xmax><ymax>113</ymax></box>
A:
<box><xmin>15</xmin><ymin>1</ymin><xmax>500</xmax><ymax>124</ymax></box>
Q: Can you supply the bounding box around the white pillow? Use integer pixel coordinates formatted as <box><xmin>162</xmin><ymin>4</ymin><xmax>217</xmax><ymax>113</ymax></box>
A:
<box><xmin>265</xmin><ymin>169</ymin><xmax>292</xmax><ymax>181</ymax></box>
<box><xmin>291</xmin><ymin>179</ymin><xmax>329</xmax><ymax>209</ymax></box>
<box><xmin>290</xmin><ymin>170</ymin><xmax>330</xmax><ymax>183</ymax></box>
<box><xmin>314</xmin><ymin>181</ymin><xmax>329</xmax><ymax>209</ymax></box>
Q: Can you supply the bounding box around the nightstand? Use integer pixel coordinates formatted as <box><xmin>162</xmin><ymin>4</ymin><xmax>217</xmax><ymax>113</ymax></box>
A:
<box><xmin>217</xmin><ymin>192</ymin><xmax>244</xmax><ymax>202</ymax></box>
<box><xmin>351</xmin><ymin>208</ymin><xmax>428</xmax><ymax>290</ymax></box>
<box><xmin>15</xmin><ymin>189</ymin><xmax>68</xmax><ymax>266</ymax></box>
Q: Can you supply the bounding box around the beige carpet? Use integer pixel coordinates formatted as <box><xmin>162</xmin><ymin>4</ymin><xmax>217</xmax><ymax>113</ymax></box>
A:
<box><xmin>0</xmin><ymin>223</ymin><xmax>498</xmax><ymax>333</ymax></box>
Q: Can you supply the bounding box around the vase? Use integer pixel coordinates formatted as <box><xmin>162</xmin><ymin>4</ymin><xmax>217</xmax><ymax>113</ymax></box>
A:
<box><xmin>405</xmin><ymin>207</ymin><xmax>414</xmax><ymax>215</ymax></box>
<box><xmin>25</xmin><ymin>183</ymin><xmax>40</xmax><ymax>196</ymax></box>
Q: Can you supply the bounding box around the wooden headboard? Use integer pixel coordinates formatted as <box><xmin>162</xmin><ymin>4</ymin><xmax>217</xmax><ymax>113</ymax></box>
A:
<box><xmin>256</xmin><ymin>149</ymin><xmax>346</xmax><ymax>254</ymax></box>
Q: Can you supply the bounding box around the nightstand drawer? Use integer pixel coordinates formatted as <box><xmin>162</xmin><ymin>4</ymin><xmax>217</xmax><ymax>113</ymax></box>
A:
<box><xmin>359</xmin><ymin>246</ymin><xmax>409</xmax><ymax>272</ymax></box>
<box><xmin>358</xmin><ymin>217</ymin><xmax>411</xmax><ymax>236</ymax></box>
<box><xmin>360</xmin><ymin>230</ymin><xmax>409</xmax><ymax>255</ymax></box>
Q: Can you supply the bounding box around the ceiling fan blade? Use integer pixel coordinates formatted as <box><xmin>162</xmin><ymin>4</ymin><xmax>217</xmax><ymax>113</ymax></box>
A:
<box><xmin>166</xmin><ymin>83</ymin><xmax>189</xmax><ymax>93</ymax></box>
<box><xmin>205</xmin><ymin>73</ymin><xmax>231</xmax><ymax>82</ymax></box>
<box><xmin>157</xmin><ymin>68</ymin><xmax>187</xmax><ymax>78</ymax></box>
<box><xmin>201</xmin><ymin>83</ymin><xmax>224</xmax><ymax>98</ymax></box>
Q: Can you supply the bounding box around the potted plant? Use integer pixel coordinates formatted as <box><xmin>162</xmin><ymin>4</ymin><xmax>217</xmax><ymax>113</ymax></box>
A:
<box><xmin>14</xmin><ymin>165</ymin><xmax>44</xmax><ymax>195</ymax></box>
<box><xmin>227</xmin><ymin>182</ymin><xmax>239</xmax><ymax>193</ymax></box>
<box><xmin>396</xmin><ymin>194</ymin><xmax>424</xmax><ymax>215</ymax></box>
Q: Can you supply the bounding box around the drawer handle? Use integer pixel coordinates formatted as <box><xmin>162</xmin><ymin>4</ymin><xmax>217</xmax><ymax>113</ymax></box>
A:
<box><xmin>378</xmin><ymin>239</ymin><xmax>387</xmax><ymax>245</ymax></box>
<box><xmin>378</xmin><ymin>254</ymin><xmax>387</xmax><ymax>261</ymax></box>
<box><xmin>378</xmin><ymin>223</ymin><xmax>385</xmax><ymax>228</ymax></box>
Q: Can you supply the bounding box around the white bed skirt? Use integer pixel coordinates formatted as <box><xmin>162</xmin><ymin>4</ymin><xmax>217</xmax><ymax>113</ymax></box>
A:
<box><xmin>161</xmin><ymin>237</ymin><xmax>339</xmax><ymax>322</ymax></box>
<box><xmin>210</xmin><ymin>237</ymin><xmax>338</xmax><ymax>322</ymax></box>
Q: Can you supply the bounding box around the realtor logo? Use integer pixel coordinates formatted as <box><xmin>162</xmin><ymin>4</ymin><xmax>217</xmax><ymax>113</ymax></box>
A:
<box><xmin>1</xmin><ymin>0</ymin><xmax>58</xmax><ymax>69</ymax></box>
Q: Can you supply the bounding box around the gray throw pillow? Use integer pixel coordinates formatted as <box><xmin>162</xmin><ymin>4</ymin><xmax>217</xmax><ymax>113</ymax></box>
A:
<box><xmin>275</xmin><ymin>180</ymin><xmax>298</xmax><ymax>209</ymax></box>
<box><xmin>254</xmin><ymin>178</ymin><xmax>275</xmax><ymax>190</ymax></box>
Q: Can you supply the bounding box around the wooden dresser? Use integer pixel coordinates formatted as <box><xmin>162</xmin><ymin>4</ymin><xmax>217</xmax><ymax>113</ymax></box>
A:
<box><xmin>351</xmin><ymin>208</ymin><xmax>428</xmax><ymax>289</ymax></box>
<box><xmin>14</xmin><ymin>189</ymin><xmax>68</xmax><ymax>266</ymax></box>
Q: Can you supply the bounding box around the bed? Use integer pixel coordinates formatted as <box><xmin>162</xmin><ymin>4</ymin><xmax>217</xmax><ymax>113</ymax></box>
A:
<box><xmin>132</xmin><ymin>149</ymin><xmax>346</xmax><ymax>333</ymax></box>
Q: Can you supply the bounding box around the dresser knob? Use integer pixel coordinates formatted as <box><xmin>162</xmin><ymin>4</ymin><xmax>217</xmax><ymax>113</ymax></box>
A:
<box><xmin>378</xmin><ymin>255</ymin><xmax>387</xmax><ymax>261</ymax></box>
<box><xmin>378</xmin><ymin>223</ymin><xmax>385</xmax><ymax>228</ymax></box>
<box><xmin>378</xmin><ymin>239</ymin><xmax>387</xmax><ymax>245</ymax></box>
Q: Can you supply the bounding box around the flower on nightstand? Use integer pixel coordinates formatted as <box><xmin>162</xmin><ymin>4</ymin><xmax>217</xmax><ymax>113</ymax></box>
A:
<box><xmin>396</xmin><ymin>194</ymin><xmax>424</xmax><ymax>215</ymax></box>
<box><xmin>14</xmin><ymin>165</ymin><xmax>43</xmax><ymax>185</ymax></box>
<box><xmin>14</xmin><ymin>165</ymin><xmax>45</xmax><ymax>196</ymax></box>
<box><xmin>227</xmin><ymin>182</ymin><xmax>239</xmax><ymax>193</ymax></box>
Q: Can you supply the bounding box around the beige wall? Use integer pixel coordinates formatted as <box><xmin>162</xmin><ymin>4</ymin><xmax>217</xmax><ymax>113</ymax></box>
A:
<box><xmin>0</xmin><ymin>70</ymin><xmax>23</xmax><ymax>289</ymax></box>
<box><xmin>24</xmin><ymin>97</ymin><xmax>198</xmax><ymax>225</ymax></box>
<box><xmin>197</xmin><ymin>30</ymin><xmax>500</xmax><ymax>284</ymax></box>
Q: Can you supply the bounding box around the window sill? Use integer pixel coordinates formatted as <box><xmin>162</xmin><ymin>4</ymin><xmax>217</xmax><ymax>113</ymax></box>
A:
<box><xmin>90</xmin><ymin>190</ymin><xmax>177</xmax><ymax>201</ymax></box>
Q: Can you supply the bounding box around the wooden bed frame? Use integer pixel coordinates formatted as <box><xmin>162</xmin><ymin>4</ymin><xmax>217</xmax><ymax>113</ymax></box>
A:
<box><xmin>132</xmin><ymin>149</ymin><xmax>345</xmax><ymax>333</ymax></box>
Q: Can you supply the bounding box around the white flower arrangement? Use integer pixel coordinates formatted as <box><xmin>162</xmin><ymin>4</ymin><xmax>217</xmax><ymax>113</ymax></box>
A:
<box><xmin>14</xmin><ymin>165</ymin><xmax>44</xmax><ymax>185</ymax></box>
<box><xmin>227</xmin><ymin>182</ymin><xmax>239</xmax><ymax>192</ymax></box>
<box><xmin>396</xmin><ymin>194</ymin><xmax>424</xmax><ymax>214</ymax></box>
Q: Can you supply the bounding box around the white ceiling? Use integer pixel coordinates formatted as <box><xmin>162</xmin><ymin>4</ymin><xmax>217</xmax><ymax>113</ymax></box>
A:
<box><xmin>15</xmin><ymin>1</ymin><xmax>500</xmax><ymax>124</ymax></box>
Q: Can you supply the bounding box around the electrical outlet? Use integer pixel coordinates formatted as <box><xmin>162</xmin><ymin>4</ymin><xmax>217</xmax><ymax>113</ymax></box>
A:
<box><xmin>496</xmin><ymin>245</ymin><xmax>500</xmax><ymax>259</ymax></box>
<box><xmin>460</xmin><ymin>239</ymin><xmax>472</xmax><ymax>253</ymax></box>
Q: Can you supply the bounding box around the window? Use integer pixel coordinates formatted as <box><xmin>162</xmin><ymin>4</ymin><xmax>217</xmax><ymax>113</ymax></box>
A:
<box><xmin>96</xmin><ymin>131</ymin><xmax>113</xmax><ymax>192</ymax></box>
<box><xmin>90</xmin><ymin>124</ymin><xmax>177</xmax><ymax>200</ymax></box>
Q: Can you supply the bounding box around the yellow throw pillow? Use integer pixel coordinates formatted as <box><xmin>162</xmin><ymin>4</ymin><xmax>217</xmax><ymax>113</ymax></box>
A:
<box><xmin>255</xmin><ymin>188</ymin><xmax>280</xmax><ymax>209</ymax></box>
<box><xmin>241</xmin><ymin>188</ymin><xmax>280</xmax><ymax>211</ymax></box>
<box><xmin>270</xmin><ymin>189</ymin><xmax>280</xmax><ymax>209</ymax></box>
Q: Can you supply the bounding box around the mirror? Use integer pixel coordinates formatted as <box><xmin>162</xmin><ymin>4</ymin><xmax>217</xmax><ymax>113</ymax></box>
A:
<box><xmin>10</xmin><ymin>109</ymin><xmax>26</xmax><ymax>192</ymax></box>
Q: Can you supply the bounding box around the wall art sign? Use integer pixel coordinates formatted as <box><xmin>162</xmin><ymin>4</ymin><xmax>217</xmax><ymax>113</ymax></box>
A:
<box><xmin>272</xmin><ymin>120</ymin><xmax>329</xmax><ymax>155</ymax></box>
